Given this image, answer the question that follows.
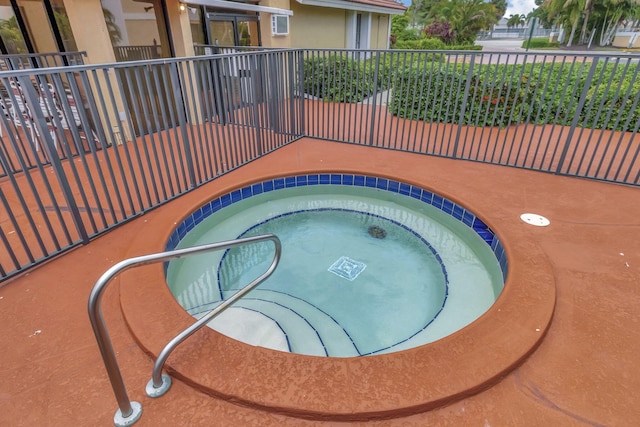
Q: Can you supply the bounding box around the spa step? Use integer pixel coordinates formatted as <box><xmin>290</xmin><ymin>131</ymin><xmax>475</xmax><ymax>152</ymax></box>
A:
<box><xmin>216</xmin><ymin>289</ymin><xmax>359</xmax><ymax>356</ymax></box>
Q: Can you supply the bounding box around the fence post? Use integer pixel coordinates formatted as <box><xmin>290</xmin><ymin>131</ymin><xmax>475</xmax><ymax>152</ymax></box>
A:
<box><xmin>18</xmin><ymin>75</ymin><xmax>90</xmax><ymax>244</ymax></box>
<box><xmin>297</xmin><ymin>49</ymin><xmax>306</xmax><ymax>136</ymax></box>
<box><xmin>169</xmin><ymin>62</ymin><xmax>198</xmax><ymax>189</ymax></box>
<box><xmin>555</xmin><ymin>57</ymin><xmax>599</xmax><ymax>174</ymax></box>
<box><xmin>368</xmin><ymin>51</ymin><xmax>381</xmax><ymax>146</ymax></box>
<box><xmin>453</xmin><ymin>53</ymin><xmax>476</xmax><ymax>157</ymax></box>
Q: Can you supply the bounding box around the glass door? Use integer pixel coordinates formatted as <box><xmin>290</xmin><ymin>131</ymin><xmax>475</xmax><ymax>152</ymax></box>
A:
<box><xmin>208</xmin><ymin>18</ymin><xmax>234</xmax><ymax>47</ymax></box>
<box><xmin>0</xmin><ymin>1</ymin><xmax>28</xmax><ymax>55</ymax></box>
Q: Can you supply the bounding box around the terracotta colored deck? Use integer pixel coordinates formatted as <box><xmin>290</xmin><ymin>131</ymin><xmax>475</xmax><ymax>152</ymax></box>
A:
<box><xmin>1</xmin><ymin>137</ymin><xmax>639</xmax><ymax>426</ymax></box>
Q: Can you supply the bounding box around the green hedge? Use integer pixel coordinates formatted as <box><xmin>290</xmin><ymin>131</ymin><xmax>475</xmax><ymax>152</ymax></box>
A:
<box><xmin>389</xmin><ymin>65</ymin><xmax>537</xmax><ymax>127</ymax></box>
<box><xmin>521</xmin><ymin>38</ymin><xmax>560</xmax><ymax>49</ymax></box>
<box><xmin>302</xmin><ymin>53</ymin><xmax>640</xmax><ymax>131</ymax></box>
<box><xmin>393</xmin><ymin>38</ymin><xmax>482</xmax><ymax>51</ymax></box>
<box><xmin>302</xmin><ymin>54</ymin><xmax>378</xmax><ymax>102</ymax></box>
<box><xmin>389</xmin><ymin>61</ymin><xmax>640</xmax><ymax>130</ymax></box>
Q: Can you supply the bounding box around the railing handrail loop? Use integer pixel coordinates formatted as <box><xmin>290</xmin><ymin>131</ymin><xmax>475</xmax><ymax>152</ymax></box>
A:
<box><xmin>88</xmin><ymin>234</ymin><xmax>281</xmax><ymax>426</ymax></box>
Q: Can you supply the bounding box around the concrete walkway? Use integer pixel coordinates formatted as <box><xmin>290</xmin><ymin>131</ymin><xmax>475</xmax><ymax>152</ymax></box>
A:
<box><xmin>1</xmin><ymin>137</ymin><xmax>639</xmax><ymax>426</ymax></box>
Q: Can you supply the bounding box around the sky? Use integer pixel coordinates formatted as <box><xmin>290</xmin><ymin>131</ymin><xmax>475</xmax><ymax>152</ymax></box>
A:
<box><xmin>399</xmin><ymin>0</ymin><xmax>539</xmax><ymax>19</ymax></box>
<box><xmin>505</xmin><ymin>0</ymin><xmax>538</xmax><ymax>17</ymax></box>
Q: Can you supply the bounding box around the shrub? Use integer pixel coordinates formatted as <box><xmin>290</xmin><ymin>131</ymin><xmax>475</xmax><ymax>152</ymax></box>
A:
<box><xmin>389</xmin><ymin>64</ymin><xmax>538</xmax><ymax>127</ymax></box>
<box><xmin>303</xmin><ymin>51</ymin><xmax>639</xmax><ymax>131</ymax></box>
<box><xmin>423</xmin><ymin>21</ymin><xmax>457</xmax><ymax>45</ymax></box>
<box><xmin>521</xmin><ymin>38</ymin><xmax>560</xmax><ymax>49</ymax></box>
<box><xmin>303</xmin><ymin>54</ymin><xmax>377</xmax><ymax>102</ymax></box>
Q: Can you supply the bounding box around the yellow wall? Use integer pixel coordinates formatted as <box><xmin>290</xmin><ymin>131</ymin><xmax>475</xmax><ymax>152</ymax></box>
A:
<box><xmin>260</xmin><ymin>0</ymin><xmax>292</xmax><ymax>48</ymax></box>
<box><xmin>20</xmin><ymin>1</ymin><xmax>58</xmax><ymax>53</ymax></box>
<box><xmin>63</xmin><ymin>0</ymin><xmax>116</xmax><ymax>63</ymax></box>
<box><xmin>612</xmin><ymin>33</ymin><xmax>640</xmax><ymax>49</ymax></box>
<box><xmin>370</xmin><ymin>13</ymin><xmax>390</xmax><ymax>49</ymax></box>
<box><xmin>125</xmin><ymin>19</ymin><xmax>161</xmax><ymax>46</ymax></box>
<box><xmin>289</xmin><ymin>2</ymin><xmax>347</xmax><ymax>48</ymax></box>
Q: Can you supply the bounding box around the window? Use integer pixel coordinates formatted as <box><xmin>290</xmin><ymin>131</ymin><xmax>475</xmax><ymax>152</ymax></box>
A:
<box><xmin>346</xmin><ymin>11</ymin><xmax>370</xmax><ymax>52</ymax></box>
<box><xmin>271</xmin><ymin>15</ymin><xmax>288</xmax><ymax>36</ymax></box>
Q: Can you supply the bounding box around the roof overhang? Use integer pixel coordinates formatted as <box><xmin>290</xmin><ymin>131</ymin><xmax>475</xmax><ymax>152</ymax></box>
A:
<box><xmin>295</xmin><ymin>0</ymin><xmax>406</xmax><ymax>14</ymax></box>
<box><xmin>187</xmin><ymin>0</ymin><xmax>294</xmax><ymax>16</ymax></box>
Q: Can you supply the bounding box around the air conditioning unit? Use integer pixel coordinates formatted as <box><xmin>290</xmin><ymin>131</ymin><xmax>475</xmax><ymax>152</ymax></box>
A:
<box><xmin>271</xmin><ymin>15</ymin><xmax>289</xmax><ymax>36</ymax></box>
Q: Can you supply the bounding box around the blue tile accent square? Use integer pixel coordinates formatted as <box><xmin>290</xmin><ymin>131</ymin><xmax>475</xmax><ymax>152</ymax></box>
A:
<box><xmin>342</xmin><ymin>174</ymin><xmax>354</xmax><ymax>185</ymax></box>
<box><xmin>479</xmin><ymin>231</ymin><xmax>493</xmax><ymax>245</ymax></box>
<box><xmin>421</xmin><ymin>191</ymin><xmax>433</xmax><ymax>204</ymax></box>
<box><xmin>330</xmin><ymin>174</ymin><xmax>342</xmax><ymax>184</ymax></box>
<box><xmin>231</xmin><ymin>190</ymin><xmax>242</xmax><ymax>202</ymax></box>
<box><xmin>319</xmin><ymin>174</ymin><xmax>330</xmax><ymax>184</ymax></box>
<box><xmin>202</xmin><ymin>203</ymin><xmax>212</xmax><ymax>217</ymax></box>
<box><xmin>399</xmin><ymin>183</ymin><xmax>411</xmax><ymax>195</ymax></box>
<box><xmin>432</xmin><ymin>195</ymin><xmax>443</xmax><ymax>209</ymax></box>
<box><xmin>296</xmin><ymin>176</ymin><xmax>307</xmax><ymax>186</ymax></box>
<box><xmin>308</xmin><ymin>174</ymin><xmax>319</xmax><ymax>185</ymax></box>
<box><xmin>211</xmin><ymin>198</ymin><xmax>222</xmax><ymax>212</ymax></box>
<box><xmin>193</xmin><ymin>209</ymin><xmax>203</xmax><ymax>223</ymax></box>
<box><xmin>410</xmin><ymin>187</ymin><xmax>422</xmax><ymax>199</ymax></box>
<box><xmin>491</xmin><ymin>235</ymin><xmax>499</xmax><ymax>250</ymax></box>
<box><xmin>453</xmin><ymin>205</ymin><xmax>464</xmax><ymax>220</ymax></box>
<box><xmin>376</xmin><ymin>178</ymin><xmax>388</xmax><ymax>190</ymax></box>
<box><xmin>263</xmin><ymin>180</ymin><xmax>274</xmax><ymax>192</ymax></box>
<box><xmin>365</xmin><ymin>176</ymin><xmax>377</xmax><ymax>188</ymax></box>
<box><xmin>176</xmin><ymin>223</ymin><xmax>186</xmax><ymax>239</ymax></box>
<box><xmin>462</xmin><ymin>211</ymin><xmax>474</xmax><ymax>226</ymax></box>
<box><xmin>388</xmin><ymin>180</ymin><xmax>400</xmax><ymax>192</ymax></box>
<box><xmin>353</xmin><ymin>175</ymin><xmax>365</xmax><ymax>186</ymax></box>
<box><xmin>241</xmin><ymin>187</ymin><xmax>252</xmax><ymax>198</ymax></box>
<box><xmin>442</xmin><ymin>200</ymin><xmax>454</xmax><ymax>214</ymax></box>
<box><xmin>252</xmin><ymin>183</ymin><xmax>263</xmax><ymax>195</ymax></box>
<box><xmin>285</xmin><ymin>177</ymin><xmax>296</xmax><ymax>188</ymax></box>
<box><xmin>473</xmin><ymin>217</ymin><xmax>488</xmax><ymax>231</ymax></box>
<box><xmin>274</xmin><ymin>178</ymin><xmax>285</xmax><ymax>189</ymax></box>
<box><xmin>221</xmin><ymin>194</ymin><xmax>232</xmax><ymax>207</ymax></box>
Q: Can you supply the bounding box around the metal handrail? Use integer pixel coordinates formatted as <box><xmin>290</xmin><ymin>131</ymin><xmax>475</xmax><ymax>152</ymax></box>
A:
<box><xmin>88</xmin><ymin>234</ymin><xmax>281</xmax><ymax>426</ymax></box>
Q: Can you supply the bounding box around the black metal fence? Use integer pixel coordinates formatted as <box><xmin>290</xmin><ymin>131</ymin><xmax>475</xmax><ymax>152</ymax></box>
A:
<box><xmin>302</xmin><ymin>49</ymin><xmax>639</xmax><ymax>183</ymax></box>
<box><xmin>0</xmin><ymin>48</ymin><xmax>638</xmax><ymax>282</ymax></box>
<box><xmin>0</xmin><ymin>52</ymin><xmax>86</xmax><ymax>71</ymax></box>
<box><xmin>0</xmin><ymin>49</ymin><xmax>303</xmax><ymax>282</ymax></box>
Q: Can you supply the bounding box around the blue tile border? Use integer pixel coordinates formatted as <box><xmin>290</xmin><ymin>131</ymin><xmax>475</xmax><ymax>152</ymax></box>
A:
<box><xmin>165</xmin><ymin>174</ymin><xmax>508</xmax><ymax>280</ymax></box>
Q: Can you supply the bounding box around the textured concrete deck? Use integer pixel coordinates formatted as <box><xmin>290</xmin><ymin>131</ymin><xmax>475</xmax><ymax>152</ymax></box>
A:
<box><xmin>1</xmin><ymin>137</ymin><xmax>639</xmax><ymax>426</ymax></box>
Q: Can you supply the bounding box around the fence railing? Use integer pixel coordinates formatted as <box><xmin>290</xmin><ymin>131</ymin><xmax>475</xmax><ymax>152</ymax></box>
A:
<box><xmin>113</xmin><ymin>45</ymin><xmax>163</xmax><ymax>62</ymax></box>
<box><xmin>0</xmin><ymin>49</ymin><xmax>303</xmax><ymax>282</ymax></box>
<box><xmin>302</xmin><ymin>49</ymin><xmax>639</xmax><ymax>183</ymax></box>
<box><xmin>0</xmin><ymin>48</ymin><xmax>638</xmax><ymax>282</ymax></box>
<box><xmin>0</xmin><ymin>51</ymin><xmax>86</xmax><ymax>71</ymax></box>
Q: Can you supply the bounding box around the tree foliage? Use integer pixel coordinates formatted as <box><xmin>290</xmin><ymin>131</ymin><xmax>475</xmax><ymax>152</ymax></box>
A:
<box><xmin>507</xmin><ymin>14</ymin><xmax>527</xmax><ymax>28</ymax></box>
<box><xmin>541</xmin><ymin>0</ymin><xmax>640</xmax><ymax>46</ymax></box>
<box><xmin>427</xmin><ymin>0</ymin><xmax>500</xmax><ymax>44</ymax></box>
<box><xmin>423</xmin><ymin>20</ymin><xmax>457</xmax><ymax>44</ymax></box>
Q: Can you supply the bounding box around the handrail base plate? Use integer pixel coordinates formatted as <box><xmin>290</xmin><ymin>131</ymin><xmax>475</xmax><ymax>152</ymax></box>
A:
<box><xmin>114</xmin><ymin>401</ymin><xmax>142</xmax><ymax>426</ymax></box>
<box><xmin>146</xmin><ymin>374</ymin><xmax>172</xmax><ymax>398</ymax></box>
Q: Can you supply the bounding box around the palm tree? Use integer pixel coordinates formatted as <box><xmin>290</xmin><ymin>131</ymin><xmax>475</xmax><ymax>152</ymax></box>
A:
<box><xmin>507</xmin><ymin>13</ymin><xmax>527</xmax><ymax>28</ymax></box>
<box><xmin>545</xmin><ymin>0</ymin><xmax>585</xmax><ymax>46</ymax></box>
<box><xmin>429</xmin><ymin>0</ymin><xmax>499</xmax><ymax>43</ymax></box>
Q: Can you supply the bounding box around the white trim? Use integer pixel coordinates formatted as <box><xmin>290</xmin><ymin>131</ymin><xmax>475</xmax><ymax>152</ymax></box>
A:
<box><xmin>363</xmin><ymin>12</ymin><xmax>372</xmax><ymax>49</ymax></box>
<box><xmin>296</xmin><ymin>0</ymin><xmax>405</xmax><ymax>15</ymax></box>
<box><xmin>187</xmin><ymin>0</ymin><xmax>294</xmax><ymax>16</ymax></box>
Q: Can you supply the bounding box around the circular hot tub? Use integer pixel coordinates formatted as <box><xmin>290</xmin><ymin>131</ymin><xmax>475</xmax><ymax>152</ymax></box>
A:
<box><xmin>118</xmin><ymin>171</ymin><xmax>555</xmax><ymax>421</ymax></box>
<box><xmin>166</xmin><ymin>176</ymin><xmax>505</xmax><ymax>357</ymax></box>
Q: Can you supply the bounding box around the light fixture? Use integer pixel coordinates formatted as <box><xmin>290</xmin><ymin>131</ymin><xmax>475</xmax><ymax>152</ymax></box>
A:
<box><xmin>179</xmin><ymin>2</ymin><xmax>186</xmax><ymax>12</ymax></box>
